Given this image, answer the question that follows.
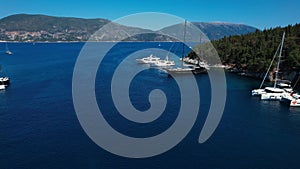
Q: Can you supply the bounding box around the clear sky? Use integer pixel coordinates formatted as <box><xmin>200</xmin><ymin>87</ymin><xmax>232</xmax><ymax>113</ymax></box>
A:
<box><xmin>0</xmin><ymin>0</ymin><xmax>299</xmax><ymax>29</ymax></box>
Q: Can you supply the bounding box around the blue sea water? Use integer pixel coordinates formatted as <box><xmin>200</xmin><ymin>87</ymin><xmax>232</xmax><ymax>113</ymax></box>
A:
<box><xmin>1</xmin><ymin>42</ymin><xmax>300</xmax><ymax>169</ymax></box>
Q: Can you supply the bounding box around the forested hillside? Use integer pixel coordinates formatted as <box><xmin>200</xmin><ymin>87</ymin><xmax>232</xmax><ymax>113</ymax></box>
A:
<box><xmin>211</xmin><ymin>24</ymin><xmax>300</xmax><ymax>72</ymax></box>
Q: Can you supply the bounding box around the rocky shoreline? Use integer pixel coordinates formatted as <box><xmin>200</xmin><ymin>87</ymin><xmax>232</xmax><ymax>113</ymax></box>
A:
<box><xmin>227</xmin><ymin>66</ymin><xmax>300</xmax><ymax>89</ymax></box>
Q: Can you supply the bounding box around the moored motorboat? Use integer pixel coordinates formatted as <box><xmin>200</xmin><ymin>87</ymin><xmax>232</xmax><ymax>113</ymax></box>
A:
<box><xmin>136</xmin><ymin>54</ymin><xmax>161</xmax><ymax>64</ymax></box>
<box><xmin>0</xmin><ymin>76</ymin><xmax>10</xmax><ymax>86</ymax></box>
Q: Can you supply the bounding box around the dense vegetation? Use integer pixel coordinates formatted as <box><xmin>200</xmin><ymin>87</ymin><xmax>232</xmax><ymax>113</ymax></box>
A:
<box><xmin>213</xmin><ymin>24</ymin><xmax>300</xmax><ymax>72</ymax></box>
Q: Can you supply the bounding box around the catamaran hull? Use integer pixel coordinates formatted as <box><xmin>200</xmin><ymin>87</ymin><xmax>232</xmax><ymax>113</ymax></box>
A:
<box><xmin>290</xmin><ymin>100</ymin><xmax>300</xmax><ymax>107</ymax></box>
<box><xmin>261</xmin><ymin>93</ymin><xmax>283</xmax><ymax>100</ymax></box>
<box><xmin>252</xmin><ymin>89</ymin><xmax>266</xmax><ymax>96</ymax></box>
<box><xmin>280</xmin><ymin>93</ymin><xmax>300</xmax><ymax>107</ymax></box>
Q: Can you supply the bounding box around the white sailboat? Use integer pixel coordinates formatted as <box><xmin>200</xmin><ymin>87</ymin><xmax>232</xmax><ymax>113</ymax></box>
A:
<box><xmin>164</xmin><ymin>20</ymin><xmax>196</xmax><ymax>74</ymax></box>
<box><xmin>251</xmin><ymin>32</ymin><xmax>292</xmax><ymax>100</ymax></box>
<box><xmin>252</xmin><ymin>42</ymin><xmax>281</xmax><ymax>96</ymax></box>
<box><xmin>259</xmin><ymin>32</ymin><xmax>292</xmax><ymax>100</ymax></box>
<box><xmin>5</xmin><ymin>43</ymin><xmax>13</xmax><ymax>55</ymax></box>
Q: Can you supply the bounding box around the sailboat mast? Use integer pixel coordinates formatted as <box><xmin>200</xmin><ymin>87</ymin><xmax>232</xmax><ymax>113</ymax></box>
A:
<box><xmin>182</xmin><ymin>20</ymin><xmax>187</xmax><ymax>68</ymax></box>
<box><xmin>274</xmin><ymin>32</ymin><xmax>285</xmax><ymax>88</ymax></box>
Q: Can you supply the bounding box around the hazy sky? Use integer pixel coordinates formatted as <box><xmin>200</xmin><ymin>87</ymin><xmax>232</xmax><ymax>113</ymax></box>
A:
<box><xmin>0</xmin><ymin>0</ymin><xmax>299</xmax><ymax>29</ymax></box>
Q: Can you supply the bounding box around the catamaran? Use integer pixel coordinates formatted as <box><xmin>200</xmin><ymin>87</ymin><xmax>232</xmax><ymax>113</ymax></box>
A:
<box><xmin>280</xmin><ymin>76</ymin><xmax>300</xmax><ymax>107</ymax></box>
<box><xmin>252</xmin><ymin>32</ymin><xmax>293</xmax><ymax>100</ymax></box>
<box><xmin>260</xmin><ymin>32</ymin><xmax>293</xmax><ymax>100</ymax></box>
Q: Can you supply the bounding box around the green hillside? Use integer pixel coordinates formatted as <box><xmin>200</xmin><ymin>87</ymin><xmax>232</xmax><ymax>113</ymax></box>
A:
<box><xmin>0</xmin><ymin>14</ymin><xmax>257</xmax><ymax>42</ymax></box>
<box><xmin>0</xmin><ymin>14</ymin><xmax>109</xmax><ymax>33</ymax></box>
<box><xmin>188</xmin><ymin>24</ymin><xmax>300</xmax><ymax>76</ymax></box>
<box><xmin>212</xmin><ymin>24</ymin><xmax>300</xmax><ymax>72</ymax></box>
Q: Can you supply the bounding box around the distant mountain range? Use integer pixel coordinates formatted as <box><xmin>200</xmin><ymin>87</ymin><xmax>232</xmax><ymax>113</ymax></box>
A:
<box><xmin>0</xmin><ymin>14</ymin><xmax>258</xmax><ymax>42</ymax></box>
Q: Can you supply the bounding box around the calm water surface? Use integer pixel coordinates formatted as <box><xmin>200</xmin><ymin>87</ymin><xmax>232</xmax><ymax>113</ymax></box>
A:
<box><xmin>0</xmin><ymin>42</ymin><xmax>300</xmax><ymax>169</ymax></box>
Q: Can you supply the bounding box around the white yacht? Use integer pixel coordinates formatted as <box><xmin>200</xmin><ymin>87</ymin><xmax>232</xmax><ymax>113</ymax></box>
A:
<box><xmin>151</xmin><ymin>55</ymin><xmax>175</xmax><ymax>67</ymax></box>
<box><xmin>136</xmin><ymin>54</ymin><xmax>161</xmax><ymax>64</ymax></box>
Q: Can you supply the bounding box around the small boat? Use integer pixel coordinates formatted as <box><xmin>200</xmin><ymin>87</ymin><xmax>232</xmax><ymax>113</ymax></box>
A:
<box><xmin>0</xmin><ymin>77</ymin><xmax>10</xmax><ymax>86</ymax></box>
<box><xmin>5</xmin><ymin>43</ymin><xmax>13</xmax><ymax>55</ymax></box>
<box><xmin>5</xmin><ymin>50</ymin><xmax>12</xmax><ymax>55</ymax></box>
<box><xmin>136</xmin><ymin>54</ymin><xmax>161</xmax><ymax>64</ymax></box>
<box><xmin>0</xmin><ymin>77</ymin><xmax>9</xmax><ymax>90</ymax></box>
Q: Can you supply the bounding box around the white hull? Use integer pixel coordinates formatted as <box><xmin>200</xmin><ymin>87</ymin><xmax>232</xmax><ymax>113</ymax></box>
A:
<box><xmin>136</xmin><ymin>59</ymin><xmax>159</xmax><ymax>64</ymax></box>
<box><xmin>260</xmin><ymin>87</ymin><xmax>285</xmax><ymax>100</ymax></box>
<box><xmin>0</xmin><ymin>84</ymin><xmax>5</xmax><ymax>90</ymax></box>
<box><xmin>261</xmin><ymin>93</ymin><xmax>283</xmax><ymax>100</ymax></box>
<box><xmin>290</xmin><ymin>100</ymin><xmax>300</xmax><ymax>107</ymax></box>
<box><xmin>164</xmin><ymin>67</ymin><xmax>195</xmax><ymax>74</ymax></box>
<box><xmin>0</xmin><ymin>77</ymin><xmax>10</xmax><ymax>86</ymax></box>
<box><xmin>5</xmin><ymin>50</ymin><xmax>12</xmax><ymax>55</ymax></box>
<box><xmin>252</xmin><ymin>89</ymin><xmax>266</xmax><ymax>96</ymax></box>
<box><xmin>136</xmin><ymin>54</ymin><xmax>161</xmax><ymax>64</ymax></box>
<box><xmin>281</xmin><ymin>93</ymin><xmax>300</xmax><ymax>107</ymax></box>
<box><xmin>151</xmin><ymin>60</ymin><xmax>175</xmax><ymax>67</ymax></box>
